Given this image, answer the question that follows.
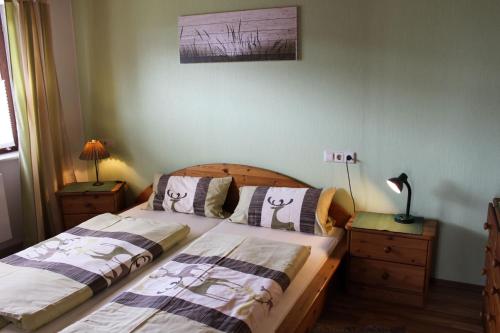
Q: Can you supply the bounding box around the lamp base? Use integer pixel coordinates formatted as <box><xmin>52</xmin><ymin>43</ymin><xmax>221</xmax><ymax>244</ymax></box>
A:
<box><xmin>394</xmin><ymin>214</ymin><xmax>415</xmax><ymax>224</ymax></box>
<box><xmin>93</xmin><ymin>181</ymin><xmax>104</xmax><ymax>186</ymax></box>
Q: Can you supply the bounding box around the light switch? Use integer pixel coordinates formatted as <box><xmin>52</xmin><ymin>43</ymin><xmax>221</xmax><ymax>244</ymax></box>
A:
<box><xmin>323</xmin><ymin>150</ymin><xmax>334</xmax><ymax>162</ymax></box>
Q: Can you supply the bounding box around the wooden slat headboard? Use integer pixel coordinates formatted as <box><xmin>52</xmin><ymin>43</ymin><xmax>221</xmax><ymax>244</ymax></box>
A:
<box><xmin>136</xmin><ymin>163</ymin><xmax>352</xmax><ymax>227</ymax></box>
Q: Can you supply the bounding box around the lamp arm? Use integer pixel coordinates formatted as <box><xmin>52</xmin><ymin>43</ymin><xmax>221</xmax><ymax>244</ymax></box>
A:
<box><xmin>403</xmin><ymin>180</ymin><xmax>412</xmax><ymax>217</ymax></box>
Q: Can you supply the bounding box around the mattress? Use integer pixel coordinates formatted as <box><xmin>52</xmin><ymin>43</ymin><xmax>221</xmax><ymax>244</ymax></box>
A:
<box><xmin>205</xmin><ymin>222</ymin><xmax>345</xmax><ymax>333</ymax></box>
<box><xmin>0</xmin><ymin>204</ymin><xmax>222</xmax><ymax>333</ymax></box>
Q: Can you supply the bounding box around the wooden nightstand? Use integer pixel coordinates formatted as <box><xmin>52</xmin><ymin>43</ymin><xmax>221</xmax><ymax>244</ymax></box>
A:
<box><xmin>56</xmin><ymin>181</ymin><xmax>126</xmax><ymax>230</ymax></box>
<box><xmin>346</xmin><ymin>212</ymin><xmax>438</xmax><ymax>307</ymax></box>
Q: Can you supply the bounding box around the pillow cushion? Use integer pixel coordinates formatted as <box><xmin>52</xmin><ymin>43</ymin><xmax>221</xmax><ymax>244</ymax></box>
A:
<box><xmin>146</xmin><ymin>174</ymin><xmax>232</xmax><ymax>218</ymax></box>
<box><xmin>228</xmin><ymin>186</ymin><xmax>337</xmax><ymax>236</ymax></box>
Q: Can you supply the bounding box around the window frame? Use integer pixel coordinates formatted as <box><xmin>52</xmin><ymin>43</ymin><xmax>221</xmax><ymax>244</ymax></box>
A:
<box><xmin>0</xmin><ymin>13</ymin><xmax>17</xmax><ymax>155</ymax></box>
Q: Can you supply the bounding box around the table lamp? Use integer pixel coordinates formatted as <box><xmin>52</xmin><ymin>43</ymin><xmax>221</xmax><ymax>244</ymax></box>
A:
<box><xmin>79</xmin><ymin>139</ymin><xmax>110</xmax><ymax>186</ymax></box>
<box><xmin>386</xmin><ymin>172</ymin><xmax>414</xmax><ymax>224</ymax></box>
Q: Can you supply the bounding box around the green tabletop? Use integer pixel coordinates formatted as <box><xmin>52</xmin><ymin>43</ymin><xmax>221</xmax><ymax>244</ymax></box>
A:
<box><xmin>352</xmin><ymin>211</ymin><xmax>424</xmax><ymax>235</ymax></box>
<box><xmin>59</xmin><ymin>181</ymin><xmax>121</xmax><ymax>193</ymax></box>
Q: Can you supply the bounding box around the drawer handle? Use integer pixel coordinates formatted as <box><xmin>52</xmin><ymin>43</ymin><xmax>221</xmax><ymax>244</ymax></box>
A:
<box><xmin>384</xmin><ymin>246</ymin><xmax>392</xmax><ymax>253</ymax></box>
<box><xmin>481</xmin><ymin>268</ymin><xmax>488</xmax><ymax>275</ymax></box>
<box><xmin>381</xmin><ymin>272</ymin><xmax>389</xmax><ymax>280</ymax></box>
<box><xmin>491</xmin><ymin>287</ymin><xmax>500</xmax><ymax>295</ymax></box>
<box><xmin>484</xmin><ymin>222</ymin><xmax>491</xmax><ymax>230</ymax></box>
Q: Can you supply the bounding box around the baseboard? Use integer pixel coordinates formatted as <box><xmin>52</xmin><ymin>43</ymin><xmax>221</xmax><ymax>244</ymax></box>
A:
<box><xmin>430</xmin><ymin>277</ymin><xmax>483</xmax><ymax>292</ymax></box>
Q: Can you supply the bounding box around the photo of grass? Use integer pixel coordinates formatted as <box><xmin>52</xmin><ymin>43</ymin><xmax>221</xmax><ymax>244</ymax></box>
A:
<box><xmin>178</xmin><ymin>7</ymin><xmax>298</xmax><ymax>63</ymax></box>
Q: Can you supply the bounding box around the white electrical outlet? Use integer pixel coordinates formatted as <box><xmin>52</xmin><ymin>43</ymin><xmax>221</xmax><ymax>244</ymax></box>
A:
<box><xmin>345</xmin><ymin>152</ymin><xmax>356</xmax><ymax>164</ymax></box>
<box><xmin>334</xmin><ymin>152</ymin><xmax>345</xmax><ymax>163</ymax></box>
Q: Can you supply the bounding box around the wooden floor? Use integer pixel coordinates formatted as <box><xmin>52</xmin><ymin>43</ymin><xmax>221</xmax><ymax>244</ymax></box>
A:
<box><xmin>314</xmin><ymin>279</ymin><xmax>484</xmax><ymax>333</ymax></box>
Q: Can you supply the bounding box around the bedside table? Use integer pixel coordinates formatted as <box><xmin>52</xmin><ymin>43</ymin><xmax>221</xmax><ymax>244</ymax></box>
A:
<box><xmin>56</xmin><ymin>181</ymin><xmax>126</xmax><ymax>230</ymax></box>
<box><xmin>346</xmin><ymin>212</ymin><xmax>438</xmax><ymax>307</ymax></box>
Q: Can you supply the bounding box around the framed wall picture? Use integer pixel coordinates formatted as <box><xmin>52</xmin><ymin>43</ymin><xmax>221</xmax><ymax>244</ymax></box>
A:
<box><xmin>178</xmin><ymin>7</ymin><xmax>298</xmax><ymax>63</ymax></box>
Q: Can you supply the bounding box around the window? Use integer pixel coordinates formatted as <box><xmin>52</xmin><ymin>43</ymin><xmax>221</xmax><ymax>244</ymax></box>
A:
<box><xmin>0</xmin><ymin>15</ymin><xmax>17</xmax><ymax>154</ymax></box>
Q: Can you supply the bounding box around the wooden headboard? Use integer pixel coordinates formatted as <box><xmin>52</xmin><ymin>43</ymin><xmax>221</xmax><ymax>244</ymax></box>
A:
<box><xmin>136</xmin><ymin>163</ymin><xmax>352</xmax><ymax>227</ymax></box>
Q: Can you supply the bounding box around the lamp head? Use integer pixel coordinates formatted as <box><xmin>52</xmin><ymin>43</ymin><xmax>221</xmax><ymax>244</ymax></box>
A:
<box><xmin>386</xmin><ymin>173</ymin><xmax>408</xmax><ymax>194</ymax></box>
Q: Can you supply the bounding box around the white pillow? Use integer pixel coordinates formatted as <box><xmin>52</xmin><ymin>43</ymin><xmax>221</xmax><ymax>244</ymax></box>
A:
<box><xmin>146</xmin><ymin>174</ymin><xmax>232</xmax><ymax>218</ymax></box>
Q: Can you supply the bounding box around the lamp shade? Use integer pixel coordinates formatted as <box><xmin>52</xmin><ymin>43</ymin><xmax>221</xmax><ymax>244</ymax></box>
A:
<box><xmin>79</xmin><ymin>140</ymin><xmax>110</xmax><ymax>161</ymax></box>
<box><xmin>386</xmin><ymin>173</ymin><xmax>407</xmax><ymax>193</ymax></box>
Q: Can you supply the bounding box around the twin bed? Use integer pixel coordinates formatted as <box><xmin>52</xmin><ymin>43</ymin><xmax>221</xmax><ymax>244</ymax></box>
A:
<box><xmin>0</xmin><ymin>163</ymin><xmax>351</xmax><ymax>333</ymax></box>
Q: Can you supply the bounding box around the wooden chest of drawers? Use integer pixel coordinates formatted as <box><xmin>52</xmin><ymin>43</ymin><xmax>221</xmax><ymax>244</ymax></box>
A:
<box><xmin>56</xmin><ymin>181</ymin><xmax>126</xmax><ymax>230</ymax></box>
<box><xmin>347</xmin><ymin>219</ymin><xmax>438</xmax><ymax>307</ymax></box>
<box><xmin>482</xmin><ymin>198</ymin><xmax>500</xmax><ymax>333</ymax></box>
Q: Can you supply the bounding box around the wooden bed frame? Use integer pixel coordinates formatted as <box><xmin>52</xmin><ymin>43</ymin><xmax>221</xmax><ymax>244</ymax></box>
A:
<box><xmin>136</xmin><ymin>163</ymin><xmax>351</xmax><ymax>333</ymax></box>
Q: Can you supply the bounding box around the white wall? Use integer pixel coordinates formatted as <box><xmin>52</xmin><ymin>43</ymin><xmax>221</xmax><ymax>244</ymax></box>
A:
<box><xmin>72</xmin><ymin>0</ymin><xmax>500</xmax><ymax>285</ymax></box>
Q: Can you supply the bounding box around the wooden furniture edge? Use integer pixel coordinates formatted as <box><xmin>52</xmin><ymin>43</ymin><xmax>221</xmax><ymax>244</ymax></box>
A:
<box><xmin>136</xmin><ymin>184</ymin><xmax>153</xmax><ymax>204</ymax></box>
<box><xmin>489</xmin><ymin>200</ymin><xmax>500</xmax><ymax>230</ymax></box>
<box><xmin>424</xmin><ymin>221</ymin><xmax>438</xmax><ymax>296</ymax></box>
<box><xmin>483</xmin><ymin>198</ymin><xmax>499</xmax><ymax>332</ymax></box>
<box><xmin>56</xmin><ymin>181</ymin><xmax>126</xmax><ymax>197</ymax></box>
<box><xmin>276</xmin><ymin>234</ymin><xmax>348</xmax><ymax>333</ymax></box>
<box><xmin>346</xmin><ymin>217</ymin><xmax>438</xmax><ymax>241</ymax></box>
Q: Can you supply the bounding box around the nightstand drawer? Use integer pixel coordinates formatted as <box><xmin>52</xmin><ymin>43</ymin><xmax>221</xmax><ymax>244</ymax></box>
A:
<box><xmin>60</xmin><ymin>195</ymin><xmax>116</xmax><ymax>214</ymax></box>
<box><xmin>349</xmin><ymin>257</ymin><xmax>425</xmax><ymax>293</ymax></box>
<box><xmin>350</xmin><ymin>231</ymin><xmax>428</xmax><ymax>266</ymax></box>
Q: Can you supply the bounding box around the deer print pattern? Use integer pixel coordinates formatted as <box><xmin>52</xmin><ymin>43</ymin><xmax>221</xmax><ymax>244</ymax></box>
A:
<box><xmin>267</xmin><ymin>197</ymin><xmax>295</xmax><ymax>231</ymax></box>
<box><xmin>25</xmin><ymin>237</ymin><xmax>80</xmax><ymax>261</ymax></box>
<box><xmin>149</xmin><ymin>263</ymin><xmax>275</xmax><ymax>311</ymax></box>
<box><xmin>21</xmin><ymin>235</ymin><xmax>154</xmax><ymax>286</ymax></box>
<box><xmin>88</xmin><ymin>243</ymin><xmax>153</xmax><ymax>285</ymax></box>
<box><xmin>166</xmin><ymin>189</ymin><xmax>188</xmax><ymax>212</ymax></box>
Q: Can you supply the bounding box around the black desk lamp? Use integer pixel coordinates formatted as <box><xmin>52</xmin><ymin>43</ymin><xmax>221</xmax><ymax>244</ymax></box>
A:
<box><xmin>386</xmin><ymin>173</ymin><xmax>414</xmax><ymax>224</ymax></box>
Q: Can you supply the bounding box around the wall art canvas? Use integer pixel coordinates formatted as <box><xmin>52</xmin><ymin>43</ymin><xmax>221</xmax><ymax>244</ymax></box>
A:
<box><xmin>178</xmin><ymin>7</ymin><xmax>298</xmax><ymax>63</ymax></box>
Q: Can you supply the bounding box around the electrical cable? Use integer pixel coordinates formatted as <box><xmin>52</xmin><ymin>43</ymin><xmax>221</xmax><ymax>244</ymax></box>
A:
<box><xmin>345</xmin><ymin>156</ymin><xmax>356</xmax><ymax>213</ymax></box>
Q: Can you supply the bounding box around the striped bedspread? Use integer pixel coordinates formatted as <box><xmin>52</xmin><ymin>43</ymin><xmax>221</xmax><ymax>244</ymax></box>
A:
<box><xmin>61</xmin><ymin>233</ymin><xmax>311</xmax><ymax>333</ymax></box>
<box><xmin>0</xmin><ymin>213</ymin><xmax>189</xmax><ymax>331</ymax></box>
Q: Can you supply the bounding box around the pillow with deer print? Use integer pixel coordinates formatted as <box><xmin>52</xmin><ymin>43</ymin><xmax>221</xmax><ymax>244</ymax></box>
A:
<box><xmin>228</xmin><ymin>186</ymin><xmax>337</xmax><ymax>236</ymax></box>
<box><xmin>146</xmin><ymin>174</ymin><xmax>232</xmax><ymax>218</ymax></box>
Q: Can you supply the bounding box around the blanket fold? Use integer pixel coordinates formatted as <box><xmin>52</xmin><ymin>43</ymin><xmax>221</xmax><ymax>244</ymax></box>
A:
<box><xmin>0</xmin><ymin>213</ymin><xmax>189</xmax><ymax>331</ymax></box>
<box><xmin>61</xmin><ymin>232</ymin><xmax>311</xmax><ymax>333</ymax></box>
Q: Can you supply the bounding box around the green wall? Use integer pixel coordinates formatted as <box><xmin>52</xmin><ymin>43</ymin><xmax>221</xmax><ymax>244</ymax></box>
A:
<box><xmin>72</xmin><ymin>0</ymin><xmax>500</xmax><ymax>285</ymax></box>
